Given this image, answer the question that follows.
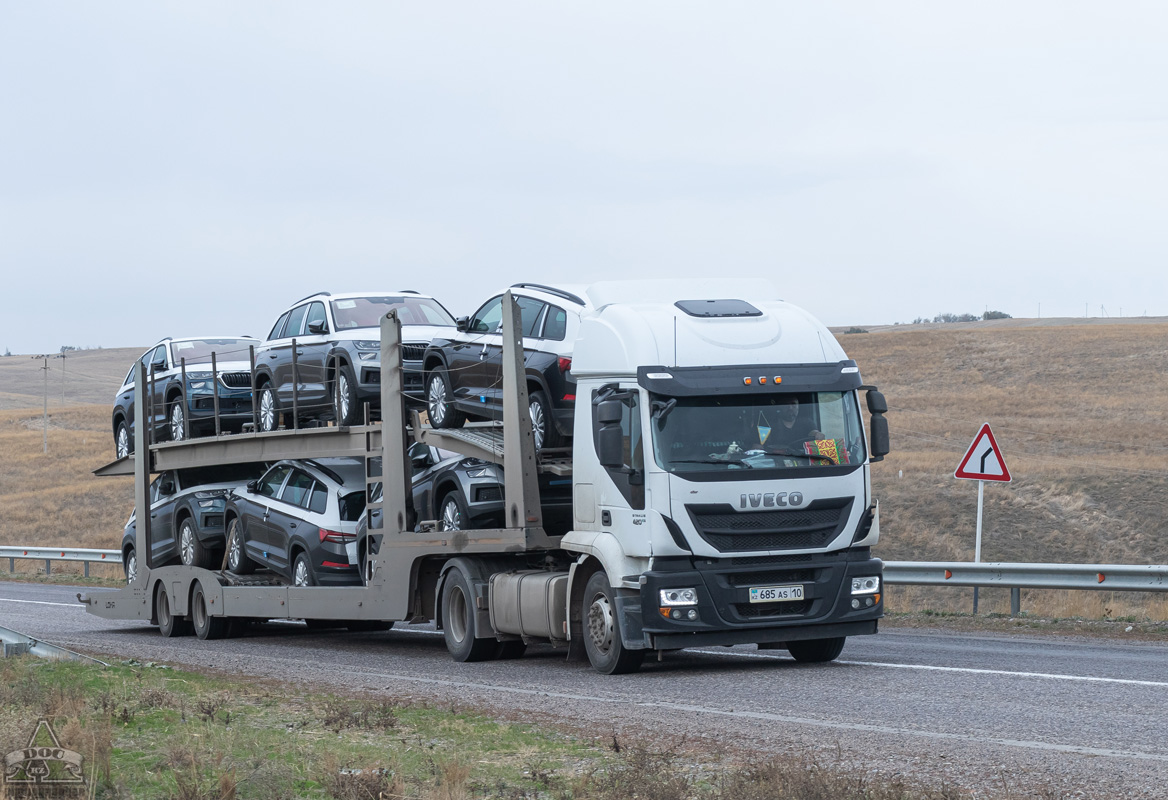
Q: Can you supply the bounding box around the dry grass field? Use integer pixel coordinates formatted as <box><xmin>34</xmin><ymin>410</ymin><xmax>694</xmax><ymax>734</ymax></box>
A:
<box><xmin>0</xmin><ymin>346</ymin><xmax>142</xmax><ymax>409</ymax></box>
<box><xmin>0</xmin><ymin>322</ymin><xmax>1166</xmax><ymax>619</ymax></box>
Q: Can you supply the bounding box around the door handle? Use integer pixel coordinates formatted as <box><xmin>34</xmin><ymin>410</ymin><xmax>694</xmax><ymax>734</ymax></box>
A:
<box><xmin>289</xmin><ymin>522</ymin><xmax>297</xmax><ymax>528</ymax></box>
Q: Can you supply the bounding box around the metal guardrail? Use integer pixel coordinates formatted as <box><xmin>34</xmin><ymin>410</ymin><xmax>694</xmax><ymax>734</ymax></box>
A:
<box><xmin>0</xmin><ymin>624</ymin><xmax>108</xmax><ymax>663</ymax></box>
<box><xmin>1</xmin><ymin>546</ymin><xmax>120</xmax><ymax>577</ymax></box>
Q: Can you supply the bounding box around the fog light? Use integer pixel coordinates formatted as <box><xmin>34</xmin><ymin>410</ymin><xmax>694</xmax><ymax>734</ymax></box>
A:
<box><xmin>659</xmin><ymin>588</ymin><xmax>698</xmax><ymax>606</ymax></box>
<box><xmin>851</xmin><ymin>576</ymin><xmax>881</xmax><ymax>595</ymax></box>
<box><xmin>851</xmin><ymin>598</ymin><xmax>861</xmax><ymax>609</ymax></box>
<box><xmin>686</xmin><ymin>609</ymin><xmax>698</xmax><ymax>620</ymax></box>
<box><xmin>864</xmin><ymin>597</ymin><xmax>875</xmax><ymax>607</ymax></box>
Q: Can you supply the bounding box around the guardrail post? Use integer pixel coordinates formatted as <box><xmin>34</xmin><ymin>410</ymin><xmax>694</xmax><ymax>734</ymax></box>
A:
<box><xmin>84</xmin><ymin>561</ymin><xmax>90</xmax><ymax>578</ymax></box>
<box><xmin>44</xmin><ymin>559</ymin><xmax>51</xmax><ymax>576</ymax></box>
<box><xmin>1011</xmin><ymin>587</ymin><xmax>1021</xmax><ymax>616</ymax></box>
<box><xmin>7</xmin><ymin>557</ymin><xmax>13</xmax><ymax>572</ymax></box>
<box><xmin>972</xmin><ymin>586</ymin><xmax>978</xmax><ymax>614</ymax></box>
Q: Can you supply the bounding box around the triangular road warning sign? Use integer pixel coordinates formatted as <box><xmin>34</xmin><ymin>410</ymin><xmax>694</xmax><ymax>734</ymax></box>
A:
<box><xmin>954</xmin><ymin>423</ymin><xmax>1011</xmax><ymax>482</ymax></box>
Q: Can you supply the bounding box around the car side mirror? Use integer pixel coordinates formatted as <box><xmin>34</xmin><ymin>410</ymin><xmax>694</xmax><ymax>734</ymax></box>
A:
<box><xmin>456</xmin><ymin>316</ymin><xmax>469</xmax><ymax>332</ymax></box>
<box><xmin>150</xmin><ymin>358</ymin><xmax>166</xmax><ymax>372</ymax></box>
<box><xmin>307</xmin><ymin>320</ymin><xmax>328</xmax><ymax>335</ymax></box>
<box><xmin>245</xmin><ymin>480</ymin><xmax>258</xmax><ymax>494</ymax></box>
<box><xmin>159</xmin><ymin>480</ymin><xmax>175</xmax><ymax>496</ymax></box>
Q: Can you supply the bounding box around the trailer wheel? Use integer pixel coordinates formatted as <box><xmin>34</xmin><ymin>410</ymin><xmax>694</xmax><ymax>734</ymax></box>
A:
<box><xmin>191</xmin><ymin>584</ymin><xmax>230</xmax><ymax>640</ymax></box>
<box><xmin>787</xmin><ymin>637</ymin><xmax>846</xmax><ymax>663</ymax></box>
<box><xmin>426</xmin><ymin>370</ymin><xmax>465</xmax><ymax>429</ymax></box>
<box><xmin>582</xmin><ymin>571</ymin><xmax>644</xmax><ymax>674</ymax></box>
<box><xmin>179</xmin><ymin>517</ymin><xmax>214</xmax><ymax>569</ymax></box>
<box><xmin>155</xmin><ymin>583</ymin><xmax>191</xmax><ymax>638</ymax></box>
<box><xmin>225</xmin><ymin>518</ymin><xmax>256</xmax><ymax>574</ymax></box>
<box><xmin>440</xmin><ymin>569</ymin><xmax>496</xmax><ymax>662</ymax></box>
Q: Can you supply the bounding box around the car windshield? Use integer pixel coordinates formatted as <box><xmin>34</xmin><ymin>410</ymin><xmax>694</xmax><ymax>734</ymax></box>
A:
<box><xmin>331</xmin><ymin>296</ymin><xmax>456</xmax><ymax>329</ymax></box>
<box><xmin>170</xmin><ymin>339</ymin><xmax>254</xmax><ymax>364</ymax></box>
<box><xmin>650</xmin><ymin>391</ymin><xmax>866</xmax><ymax>473</ymax></box>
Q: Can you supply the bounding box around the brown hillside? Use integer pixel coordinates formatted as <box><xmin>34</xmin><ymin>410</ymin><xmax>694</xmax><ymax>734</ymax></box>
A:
<box><xmin>0</xmin><ymin>347</ymin><xmax>145</xmax><ymax>410</ymax></box>
<box><xmin>845</xmin><ymin>323</ymin><xmax>1168</xmax><ymax>567</ymax></box>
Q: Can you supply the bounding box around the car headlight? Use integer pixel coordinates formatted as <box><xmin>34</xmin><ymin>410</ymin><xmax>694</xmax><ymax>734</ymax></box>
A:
<box><xmin>186</xmin><ymin>371</ymin><xmax>213</xmax><ymax>380</ymax></box>
<box><xmin>353</xmin><ymin>340</ymin><xmax>380</xmax><ymax>350</ymax></box>
<box><xmin>851</xmin><ymin>576</ymin><xmax>881</xmax><ymax>595</ymax></box>
<box><xmin>659</xmin><ymin>588</ymin><xmax>698</xmax><ymax>607</ymax></box>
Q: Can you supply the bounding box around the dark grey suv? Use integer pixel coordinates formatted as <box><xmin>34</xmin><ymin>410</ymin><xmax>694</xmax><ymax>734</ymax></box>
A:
<box><xmin>253</xmin><ymin>292</ymin><xmax>457</xmax><ymax>431</ymax></box>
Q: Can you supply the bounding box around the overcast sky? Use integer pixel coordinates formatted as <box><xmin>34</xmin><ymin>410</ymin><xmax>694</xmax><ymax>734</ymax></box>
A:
<box><xmin>2</xmin><ymin>2</ymin><xmax>1166</xmax><ymax>355</ymax></box>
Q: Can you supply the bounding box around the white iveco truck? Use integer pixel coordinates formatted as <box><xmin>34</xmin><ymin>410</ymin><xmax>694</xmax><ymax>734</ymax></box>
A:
<box><xmin>84</xmin><ymin>281</ymin><xmax>889</xmax><ymax>675</ymax></box>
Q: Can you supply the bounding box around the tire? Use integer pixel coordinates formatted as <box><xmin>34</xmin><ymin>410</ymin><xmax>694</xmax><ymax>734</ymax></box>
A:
<box><xmin>156</xmin><ymin>583</ymin><xmax>191</xmax><ymax>638</ymax></box>
<box><xmin>528</xmin><ymin>390</ymin><xmax>564</xmax><ymax>450</ymax></box>
<box><xmin>178</xmin><ymin>517</ymin><xmax>214</xmax><ymax>569</ymax></box>
<box><xmin>440</xmin><ymin>568</ymin><xmax>497</xmax><ymax>662</ymax></box>
<box><xmin>581</xmin><ymin>571</ymin><xmax>644</xmax><ymax>675</ymax></box>
<box><xmin>438</xmin><ymin>492</ymin><xmax>467</xmax><ymax>532</ymax></box>
<box><xmin>292</xmin><ymin>552</ymin><xmax>316</xmax><ymax>587</ymax></box>
<box><xmin>426</xmin><ymin>370</ymin><xmax>465</xmax><ymax>429</ymax></box>
<box><xmin>168</xmin><ymin>397</ymin><xmax>186</xmax><ymax>441</ymax></box>
<box><xmin>191</xmin><ymin>584</ymin><xmax>230</xmax><ymax>640</ymax></box>
<box><xmin>496</xmin><ymin>640</ymin><xmax>527</xmax><ymax>659</ymax></box>
<box><xmin>258</xmin><ymin>383</ymin><xmax>280</xmax><ymax>432</ymax></box>
<box><xmin>115</xmin><ymin>420</ymin><xmax>131</xmax><ymax>459</ymax></box>
<box><xmin>787</xmin><ymin>636</ymin><xmax>846</xmax><ymax>663</ymax></box>
<box><xmin>225</xmin><ymin>518</ymin><xmax>256</xmax><ymax>574</ymax></box>
<box><xmin>335</xmin><ymin>363</ymin><xmax>360</xmax><ymax>427</ymax></box>
<box><xmin>123</xmin><ymin>547</ymin><xmax>137</xmax><ymax>584</ymax></box>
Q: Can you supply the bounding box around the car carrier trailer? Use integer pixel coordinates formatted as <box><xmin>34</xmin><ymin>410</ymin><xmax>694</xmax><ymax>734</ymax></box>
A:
<box><xmin>83</xmin><ymin>282</ymin><xmax>890</xmax><ymax>674</ymax></box>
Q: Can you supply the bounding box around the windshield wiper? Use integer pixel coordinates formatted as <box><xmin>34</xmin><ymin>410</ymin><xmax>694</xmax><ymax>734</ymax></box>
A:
<box><xmin>669</xmin><ymin>458</ymin><xmax>754</xmax><ymax>468</ymax></box>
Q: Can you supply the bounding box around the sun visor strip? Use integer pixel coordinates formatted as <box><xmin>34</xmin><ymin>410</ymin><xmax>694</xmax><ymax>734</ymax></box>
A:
<box><xmin>637</xmin><ymin>362</ymin><xmax>863</xmax><ymax>397</ymax></box>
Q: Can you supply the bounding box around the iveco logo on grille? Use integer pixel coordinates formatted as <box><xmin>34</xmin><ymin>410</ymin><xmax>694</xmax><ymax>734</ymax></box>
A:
<box><xmin>740</xmin><ymin>492</ymin><xmax>804</xmax><ymax>509</ymax></box>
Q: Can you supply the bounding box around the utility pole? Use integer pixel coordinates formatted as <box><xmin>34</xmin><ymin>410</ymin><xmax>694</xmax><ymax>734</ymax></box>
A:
<box><xmin>56</xmin><ymin>352</ymin><xmax>66</xmax><ymax>405</ymax></box>
<box><xmin>32</xmin><ymin>355</ymin><xmax>48</xmax><ymax>453</ymax></box>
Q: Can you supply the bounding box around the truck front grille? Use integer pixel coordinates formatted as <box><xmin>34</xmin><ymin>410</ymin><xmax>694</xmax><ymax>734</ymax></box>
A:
<box><xmin>733</xmin><ymin>599</ymin><xmax>811</xmax><ymax>618</ymax></box>
<box><xmin>685</xmin><ymin>498</ymin><xmax>852</xmax><ymax>553</ymax></box>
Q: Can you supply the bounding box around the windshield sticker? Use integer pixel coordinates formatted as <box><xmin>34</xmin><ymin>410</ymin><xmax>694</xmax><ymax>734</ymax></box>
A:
<box><xmin>757</xmin><ymin>411</ymin><xmax>772</xmax><ymax>446</ymax></box>
<box><xmin>335</xmin><ymin>300</ymin><xmax>356</xmax><ymax>309</ymax></box>
<box><xmin>173</xmin><ymin>342</ymin><xmax>194</xmax><ymax>350</ymax></box>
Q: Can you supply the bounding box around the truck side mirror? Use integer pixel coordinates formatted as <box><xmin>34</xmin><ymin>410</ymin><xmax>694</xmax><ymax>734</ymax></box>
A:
<box><xmin>597</xmin><ymin>426</ymin><xmax>624</xmax><ymax>468</ymax></box>
<box><xmin>596</xmin><ymin>399</ymin><xmax>623</xmax><ymax>425</ymax></box>
<box><xmin>869</xmin><ymin>414</ymin><xmax>890</xmax><ymax>461</ymax></box>
<box><xmin>866</xmin><ymin>390</ymin><xmax>887</xmax><ymax>415</ymax></box>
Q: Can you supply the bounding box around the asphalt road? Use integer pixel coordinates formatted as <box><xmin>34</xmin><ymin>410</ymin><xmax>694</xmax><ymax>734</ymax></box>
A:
<box><xmin>3</xmin><ymin>580</ymin><xmax>1166</xmax><ymax>797</ymax></box>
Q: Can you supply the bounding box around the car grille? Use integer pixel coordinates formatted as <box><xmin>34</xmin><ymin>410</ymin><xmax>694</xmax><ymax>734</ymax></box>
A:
<box><xmin>685</xmin><ymin>498</ymin><xmax>852</xmax><ymax>553</ymax></box>
<box><xmin>402</xmin><ymin>343</ymin><xmax>426</xmax><ymax>362</ymax></box>
<box><xmin>219</xmin><ymin>372</ymin><xmax>252</xmax><ymax>388</ymax></box>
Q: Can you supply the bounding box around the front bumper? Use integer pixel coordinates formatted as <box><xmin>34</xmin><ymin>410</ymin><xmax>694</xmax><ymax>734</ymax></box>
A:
<box><xmin>356</xmin><ymin>360</ymin><xmax>426</xmax><ymax>407</ymax></box>
<box><xmin>622</xmin><ymin>549</ymin><xmax>883</xmax><ymax>650</ymax></box>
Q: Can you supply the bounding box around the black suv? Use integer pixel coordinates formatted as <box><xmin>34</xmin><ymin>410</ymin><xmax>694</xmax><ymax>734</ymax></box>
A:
<box><xmin>253</xmin><ymin>292</ymin><xmax>457</xmax><ymax>432</ymax></box>
<box><xmin>422</xmin><ymin>284</ymin><xmax>589</xmax><ymax>449</ymax></box>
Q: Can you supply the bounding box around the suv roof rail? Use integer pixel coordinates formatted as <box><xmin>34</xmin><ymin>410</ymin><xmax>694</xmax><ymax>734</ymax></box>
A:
<box><xmin>398</xmin><ymin>289</ymin><xmax>420</xmax><ymax>295</ymax></box>
<box><xmin>510</xmin><ymin>283</ymin><xmax>586</xmax><ymax>306</ymax></box>
<box><xmin>302</xmin><ymin>458</ymin><xmax>346</xmax><ymax>487</ymax></box>
<box><xmin>291</xmin><ymin>291</ymin><xmax>331</xmax><ymax>306</ymax></box>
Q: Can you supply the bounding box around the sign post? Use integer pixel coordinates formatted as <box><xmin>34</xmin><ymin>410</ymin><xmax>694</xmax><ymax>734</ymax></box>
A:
<box><xmin>954</xmin><ymin>423</ymin><xmax>1011</xmax><ymax>612</ymax></box>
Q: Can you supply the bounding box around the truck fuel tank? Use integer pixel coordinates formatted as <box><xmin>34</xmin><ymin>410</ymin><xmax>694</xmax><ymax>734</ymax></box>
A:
<box><xmin>489</xmin><ymin>570</ymin><xmax>568</xmax><ymax>643</ymax></box>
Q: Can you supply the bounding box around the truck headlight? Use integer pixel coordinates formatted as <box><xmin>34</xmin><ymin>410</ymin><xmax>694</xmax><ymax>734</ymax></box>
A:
<box><xmin>851</xmin><ymin>576</ymin><xmax>880</xmax><ymax>595</ymax></box>
<box><xmin>659</xmin><ymin>588</ymin><xmax>698</xmax><ymax>606</ymax></box>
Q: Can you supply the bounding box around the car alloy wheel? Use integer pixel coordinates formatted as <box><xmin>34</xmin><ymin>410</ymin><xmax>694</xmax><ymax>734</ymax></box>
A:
<box><xmin>259</xmin><ymin>387</ymin><xmax>276</xmax><ymax>432</ymax></box>
<box><xmin>440</xmin><ymin>496</ymin><xmax>463</xmax><ymax>531</ymax></box>
<box><xmin>293</xmin><ymin>553</ymin><xmax>314</xmax><ymax>587</ymax></box>
<box><xmin>427</xmin><ymin>374</ymin><xmax>447</xmax><ymax>426</ymax></box>
<box><xmin>180</xmin><ymin>524</ymin><xmax>195</xmax><ymax>566</ymax></box>
<box><xmin>529</xmin><ymin>398</ymin><xmax>546</xmax><ymax>451</ymax></box>
<box><xmin>170</xmin><ymin>402</ymin><xmax>186</xmax><ymax>441</ymax></box>
<box><xmin>124</xmin><ymin>549</ymin><xmax>137</xmax><ymax>584</ymax></box>
<box><xmin>116</xmin><ymin>423</ymin><xmax>130</xmax><ymax>458</ymax></box>
<box><xmin>338</xmin><ymin>372</ymin><xmax>351</xmax><ymax>423</ymax></box>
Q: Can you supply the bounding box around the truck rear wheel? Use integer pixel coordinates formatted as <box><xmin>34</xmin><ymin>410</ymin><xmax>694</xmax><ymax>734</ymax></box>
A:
<box><xmin>787</xmin><ymin>636</ymin><xmax>846</xmax><ymax>663</ymax></box>
<box><xmin>440</xmin><ymin>568</ymin><xmax>496</xmax><ymax>662</ymax></box>
<box><xmin>155</xmin><ymin>583</ymin><xmax>191</xmax><ymax>638</ymax></box>
<box><xmin>191</xmin><ymin>584</ymin><xmax>230</xmax><ymax>640</ymax></box>
<box><xmin>581</xmin><ymin>571</ymin><xmax>644</xmax><ymax>675</ymax></box>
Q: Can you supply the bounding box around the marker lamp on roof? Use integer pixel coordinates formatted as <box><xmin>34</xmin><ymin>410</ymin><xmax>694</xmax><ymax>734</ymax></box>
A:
<box><xmin>743</xmin><ymin>377</ymin><xmax>752</xmax><ymax>385</ymax></box>
<box><xmin>842</xmin><ymin>366</ymin><xmax>860</xmax><ymax>374</ymax></box>
<box><xmin>646</xmin><ymin>372</ymin><xmax>673</xmax><ymax>380</ymax></box>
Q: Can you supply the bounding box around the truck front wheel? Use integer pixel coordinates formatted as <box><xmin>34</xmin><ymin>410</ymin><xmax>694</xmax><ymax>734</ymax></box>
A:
<box><xmin>787</xmin><ymin>636</ymin><xmax>846</xmax><ymax>663</ymax></box>
<box><xmin>440</xmin><ymin>568</ymin><xmax>496</xmax><ymax>662</ymax></box>
<box><xmin>581</xmin><ymin>571</ymin><xmax>644</xmax><ymax>675</ymax></box>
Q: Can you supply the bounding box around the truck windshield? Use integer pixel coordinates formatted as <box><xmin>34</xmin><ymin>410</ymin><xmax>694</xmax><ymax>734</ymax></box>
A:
<box><xmin>331</xmin><ymin>296</ymin><xmax>456</xmax><ymax>329</ymax></box>
<box><xmin>650</xmin><ymin>391</ymin><xmax>866</xmax><ymax>473</ymax></box>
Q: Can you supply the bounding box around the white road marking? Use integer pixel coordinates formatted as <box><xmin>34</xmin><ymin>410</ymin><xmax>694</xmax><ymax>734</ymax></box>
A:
<box><xmin>0</xmin><ymin>598</ymin><xmax>85</xmax><ymax>609</ymax></box>
<box><xmin>689</xmin><ymin>647</ymin><xmax>1168</xmax><ymax>689</ymax></box>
